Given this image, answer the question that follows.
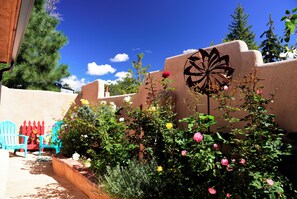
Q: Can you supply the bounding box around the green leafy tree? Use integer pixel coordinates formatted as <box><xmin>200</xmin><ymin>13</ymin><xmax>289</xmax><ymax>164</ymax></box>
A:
<box><xmin>108</xmin><ymin>53</ymin><xmax>150</xmax><ymax>95</ymax></box>
<box><xmin>260</xmin><ymin>14</ymin><xmax>283</xmax><ymax>63</ymax></box>
<box><xmin>224</xmin><ymin>3</ymin><xmax>258</xmax><ymax>50</ymax></box>
<box><xmin>2</xmin><ymin>0</ymin><xmax>69</xmax><ymax>90</ymax></box>
<box><xmin>281</xmin><ymin>8</ymin><xmax>297</xmax><ymax>43</ymax></box>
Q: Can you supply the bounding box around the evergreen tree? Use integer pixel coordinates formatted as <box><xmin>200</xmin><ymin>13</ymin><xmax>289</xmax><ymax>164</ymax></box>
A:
<box><xmin>2</xmin><ymin>0</ymin><xmax>69</xmax><ymax>90</ymax></box>
<box><xmin>260</xmin><ymin>14</ymin><xmax>283</xmax><ymax>63</ymax></box>
<box><xmin>224</xmin><ymin>3</ymin><xmax>258</xmax><ymax>50</ymax></box>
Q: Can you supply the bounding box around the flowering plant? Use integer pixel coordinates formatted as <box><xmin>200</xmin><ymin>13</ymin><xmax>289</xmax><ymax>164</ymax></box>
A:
<box><xmin>59</xmin><ymin>99</ymin><xmax>136</xmax><ymax>174</ymax></box>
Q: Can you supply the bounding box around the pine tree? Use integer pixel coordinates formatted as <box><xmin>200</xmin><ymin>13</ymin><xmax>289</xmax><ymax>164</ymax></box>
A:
<box><xmin>2</xmin><ymin>0</ymin><xmax>69</xmax><ymax>90</ymax></box>
<box><xmin>260</xmin><ymin>14</ymin><xmax>283</xmax><ymax>63</ymax></box>
<box><xmin>224</xmin><ymin>3</ymin><xmax>258</xmax><ymax>50</ymax></box>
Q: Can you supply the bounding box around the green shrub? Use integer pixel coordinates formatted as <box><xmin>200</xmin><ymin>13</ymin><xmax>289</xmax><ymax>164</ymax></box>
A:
<box><xmin>59</xmin><ymin>99</ymin><xmax>136</xmax><ymax>175</ymax></box>
<box><xmin>100</xmin><ymin>160</ymin><xmax>162</xmax><ymax>199</ymax></box>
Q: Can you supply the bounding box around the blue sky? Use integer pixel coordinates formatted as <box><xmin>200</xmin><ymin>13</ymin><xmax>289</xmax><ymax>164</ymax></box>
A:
<box><xmin>56</xmin><ymin>0</ymin><xmax>296</xmax><ymax>91</ymax></box>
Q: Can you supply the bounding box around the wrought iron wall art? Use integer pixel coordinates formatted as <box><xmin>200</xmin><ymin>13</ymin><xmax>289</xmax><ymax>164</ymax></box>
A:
<box><xmin>184</xmin><ymin>47</ymin><xmax>234</xmax><ymax>126</ymax></box>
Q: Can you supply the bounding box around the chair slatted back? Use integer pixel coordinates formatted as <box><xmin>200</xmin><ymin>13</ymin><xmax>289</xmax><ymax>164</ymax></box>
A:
<box><xmin>51</xmin><ymin>121</ymin><xmax>63</xmax><ymax>144</ymax></box>
<box><xmin>0</xmin><ymin>121</ymin><xmax>18</xmax><ymax>146</ymax></box>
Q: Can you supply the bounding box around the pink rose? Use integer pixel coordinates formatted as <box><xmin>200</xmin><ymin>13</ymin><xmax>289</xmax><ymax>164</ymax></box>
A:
<box><xmin>213</xmin><ymin>143</ymin><xmax>219</xmax><ymax>150</ymax></box>
<box><xmin>226</xmin><ymin>193</ymin><xmax>231</xmax><ymax>198</ymax></box>
<box><xmin>221</xmin><ymin>158</ymin><xmax>229</xmax><ymax>166</ymax></box>
<box><xmin>226</xmin><ymin>164</ymin><xmax>233</xmax><ymax>172</ymax></box>
<box><xmin>181</xmin><ymin>150</ymin><xmax>187</xmax><ymax>156</ymax></box>
<box><xmin>208</xmin><ymin>187</ymin><xmax>216</xmax><ymax>195</ymax></box>
<box><xmin>162</xmin><ymin>71</ymin><xmax>171</xmax><ymax>78</ymax></box>
<box><xmin>193</xmin><ymin>132</ymin><xmax>203</xmax><ymax>142</ymax></box>
<box><xmin>266</xmin><ymin>179</ymin><xmax>274</xmax><ymax>186</ymax></box>
<box><xmin>239</xmin><ymin>158</ymin><xmax>246</xmax><ymax>164</ymax></box>
<box><xmin>256</xmin><ymin>89</ymin><xmax>263</xmax><ymax>95</ymax></box>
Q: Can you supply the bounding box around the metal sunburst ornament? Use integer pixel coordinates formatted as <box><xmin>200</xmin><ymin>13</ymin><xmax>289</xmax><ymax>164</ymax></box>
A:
<box><xmin>184</xmin><ymin>47</ymin><xmax>234</xmax><ymax>117</ymax></box>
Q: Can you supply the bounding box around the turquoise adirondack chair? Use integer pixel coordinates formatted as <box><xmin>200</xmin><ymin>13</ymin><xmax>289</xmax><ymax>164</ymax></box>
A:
<box><xmin>0</xmin><ymin>121</ymin><xmax>29</xmax><ymax>157</ymax></box>
<box><xmin>38</xmin><ymin>121</ymin><xmax>63</xmax><ymax>156</ymax></box>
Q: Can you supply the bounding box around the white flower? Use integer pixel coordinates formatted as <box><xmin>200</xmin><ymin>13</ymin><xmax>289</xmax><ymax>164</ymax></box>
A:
<box><xmin>119</xmin><ymin>117</ymin><xmax>125</xmax><ymax>122</ymax></box>
<box><xmin>123</xmin><ymin>96</ymin><xmax>131</xmax><ymax>103</ymax></box>
<box><xmin>109</xmin><ymin>102</ymin><xmax>116</xmax><ymax>111</ymax></box>
<box><xmin>100</xmin><ymin>101</ymin><xmax>107</xmax><ymax>105</ymax></box>
<box><xmin>84</xmin><ymin>161</ymin><xmax>91</xmax><ymax>168</ymax></box>
<box><xmin>72</xmin><ymin>152</ymin><xmax>80</xmax><ymax>161</ymax></box>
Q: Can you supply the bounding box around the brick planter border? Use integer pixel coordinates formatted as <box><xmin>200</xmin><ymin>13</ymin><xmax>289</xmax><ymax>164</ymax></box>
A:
<box><xmin>52</xmin><ymin>156</ymin><xmax>109</xmax><ymax>199</ymax></box>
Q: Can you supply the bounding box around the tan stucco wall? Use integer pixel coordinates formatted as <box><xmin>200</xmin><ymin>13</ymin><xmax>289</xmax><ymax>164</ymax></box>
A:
<box><xmin>81</xmin><ymin>80</ymin><xmax>104</xmax><ymax>105</ymax></box>
<box><xmin>81</xmin><ymin>40</ymin><xmax>297</xmax><ymax>133</ymax></box>
<box><xmin>2</xmin><ymin>41</ymin><xmax>294</xmax><ymax>134</ymax></box>
<box><xmin>0</xmin><ymin>86</ymin><xmax>78</xmax><ymax>132</ymax></box>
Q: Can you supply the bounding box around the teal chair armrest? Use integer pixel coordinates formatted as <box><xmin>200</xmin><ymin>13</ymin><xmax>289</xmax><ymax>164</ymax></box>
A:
<box><xmin>18</xmin><ymin>135</ymin><xmax>29</xmax><ymax>144</ymax></box>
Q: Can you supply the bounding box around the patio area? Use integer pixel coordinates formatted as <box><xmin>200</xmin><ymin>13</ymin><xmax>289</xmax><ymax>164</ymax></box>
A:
<box><xmin>4</xmin><ymin>151</ymin><xmax>88</xmax><ymax>199</ymax></box>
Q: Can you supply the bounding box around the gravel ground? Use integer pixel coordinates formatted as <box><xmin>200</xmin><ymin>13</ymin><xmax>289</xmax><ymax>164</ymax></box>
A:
<box><xmin>5</xmin><ymin>151</ymin><xmax>88</xmax><ymax>199</ymax></box>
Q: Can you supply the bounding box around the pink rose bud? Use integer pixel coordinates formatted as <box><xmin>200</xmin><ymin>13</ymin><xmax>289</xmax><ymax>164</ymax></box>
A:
<box><xmin>256</xmin><ymin>89</ymin><xmax>263</xmax><ymax>95</ymax></box>
<box><xmin>226</xmin><ymin>193</ymin><xmax>231</xmax><ymax>198</ymax></box>
<box><xmin>181</xmin><ymin>150</ymin><xmax>187</xmax><ymax>156</ymax></box>
<box><xmin>231</xmin><ymin>159</ymin><xmax>236</xmax><ymax>163</ymax></box>
<box><xmin>223</xmin><ymin>85</ymin><xmax>228</xmax><ymax>90</ymax></box>
<box><xmin>221</xmin><ymin>158</ymin><xmax>229</xmax><ymax>166</ymax></box>
<box><xmin>239</xmin><ymin>158</ymin><xmax>246</xmax><ymax>164</ymax></box>
<box><xmin>193</xmin><ymin>132</ymin><xmax>203</xmax><ymax>142</ymax></box>
<box><xmin>226</xmin><ymin>164</ymin><xmax>233</xmax><ymax>172</ymax></box>
<box><xmin>213</xmin><ymin>143</ymin><xmax>219</xmax><ymax>150</ymax></box>
<box><xmin>266</xmin><ymin>179</ymin><xmax>274</xmax><ymax>186</ymax></box>
<box><xmin>208</xmin><ymin>187</ymin><xmax>217</xmax><ymax>195</ymax></box>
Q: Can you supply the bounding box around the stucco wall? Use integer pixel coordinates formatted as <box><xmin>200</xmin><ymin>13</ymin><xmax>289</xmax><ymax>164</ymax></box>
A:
<box><xmin>2</xmin><ymin>41</ymin><xmax>296</xmax><ymax>134</ymax></box>
<box><xmin>0</xmin><ymin>86</ymin><xmax>78</xmax><ymax>132</ymax></box>
<box><xmin>81</xmin><ymin>40</ymin><xmax>297</xmax><ymax>133</ymax></box>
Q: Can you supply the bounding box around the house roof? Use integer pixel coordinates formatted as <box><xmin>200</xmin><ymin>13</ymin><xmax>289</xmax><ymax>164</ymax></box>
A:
<box><xmin>0</xmin><ymin>0</ymin><xmax>34</xmax><ymax>64</ymax></box>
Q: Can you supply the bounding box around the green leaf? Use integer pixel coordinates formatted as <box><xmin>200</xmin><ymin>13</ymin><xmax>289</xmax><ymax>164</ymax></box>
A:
<box><xmin>285</xmin><ymin>9</ymin><xmax>290</xmax><ymax>14</ymax></box>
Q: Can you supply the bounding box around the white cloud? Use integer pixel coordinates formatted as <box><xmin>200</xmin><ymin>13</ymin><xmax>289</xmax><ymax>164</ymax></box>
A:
<box><xmin>86</xmin><ymin>62</ymin><xmax>116</xmax><ymax>76</ymax></box>
<box><xmin>61</xmin><ymin>75</ymin><xmax>87</xmax><ymax>92</ymax></box>
<box><xmin>280</xmin><ymin>50</ymin><xmax>297</xmax><ymax>60</ymax></box>
<box><xmin>110</xmin><ymin>53</ymin><xmax>129</xmax><ymax>62</ymax></box>
<box><xmin>115</xmin><ymin>71</ymin><xmax>131</xmax><ymax>80</ymax></box>
<box><xmin>99</xmin><ymin>71</ymin><xmax>131</xmax><ymax>85</ymax></box>
<box><xmin>183</xmin><ymin>49</ymin><xmax>197</xmax><ymax>54</ymax></box>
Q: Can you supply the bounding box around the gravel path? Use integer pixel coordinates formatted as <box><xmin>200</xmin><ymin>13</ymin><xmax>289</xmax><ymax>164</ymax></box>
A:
<box><xmin>5</xmin><ymin>151</ymin><xmax>88</xmax><ymax>199</ymax></box>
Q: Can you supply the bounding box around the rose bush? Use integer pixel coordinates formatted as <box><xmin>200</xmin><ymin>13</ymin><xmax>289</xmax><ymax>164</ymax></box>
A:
<box><xmin>58</xmin><ymin>69</ymin><xmax>297</xmax><ymax>198</ymax></box>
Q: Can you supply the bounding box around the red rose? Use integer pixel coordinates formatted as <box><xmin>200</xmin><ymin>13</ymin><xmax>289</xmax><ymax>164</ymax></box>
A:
<box><xmin>162</xmin><ymin>71</ymin><xmax>171</xmax><ymax>78</ymax></box>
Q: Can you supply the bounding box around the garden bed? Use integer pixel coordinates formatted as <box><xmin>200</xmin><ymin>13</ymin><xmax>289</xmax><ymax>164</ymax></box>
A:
<box><xmin>52</xmin><ymin>156</ymin><xmax>110</xmax><ymax>199</ymax></box>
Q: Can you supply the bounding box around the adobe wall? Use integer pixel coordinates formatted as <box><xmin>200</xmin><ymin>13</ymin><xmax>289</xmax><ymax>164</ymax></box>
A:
<box><xmin>0</xmin><ymin>85</ymin><xmax>78</xmax><ymax>132</ymax></box>
<box><xmin>81</xmin><ymin>40</ymin><xmax>297</xmax><ymax>133</ymax></box>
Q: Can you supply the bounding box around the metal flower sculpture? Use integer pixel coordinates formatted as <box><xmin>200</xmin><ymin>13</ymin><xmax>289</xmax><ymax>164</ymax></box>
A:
<box><xmin>184</xmin><ymin>47</ymin><xmax>234</xmax><ymax>128</ymax></box>
<box><xmin>184</xmin><ymin>47</ymin><xmax>234</xmax><ymax>95</ymax></box>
